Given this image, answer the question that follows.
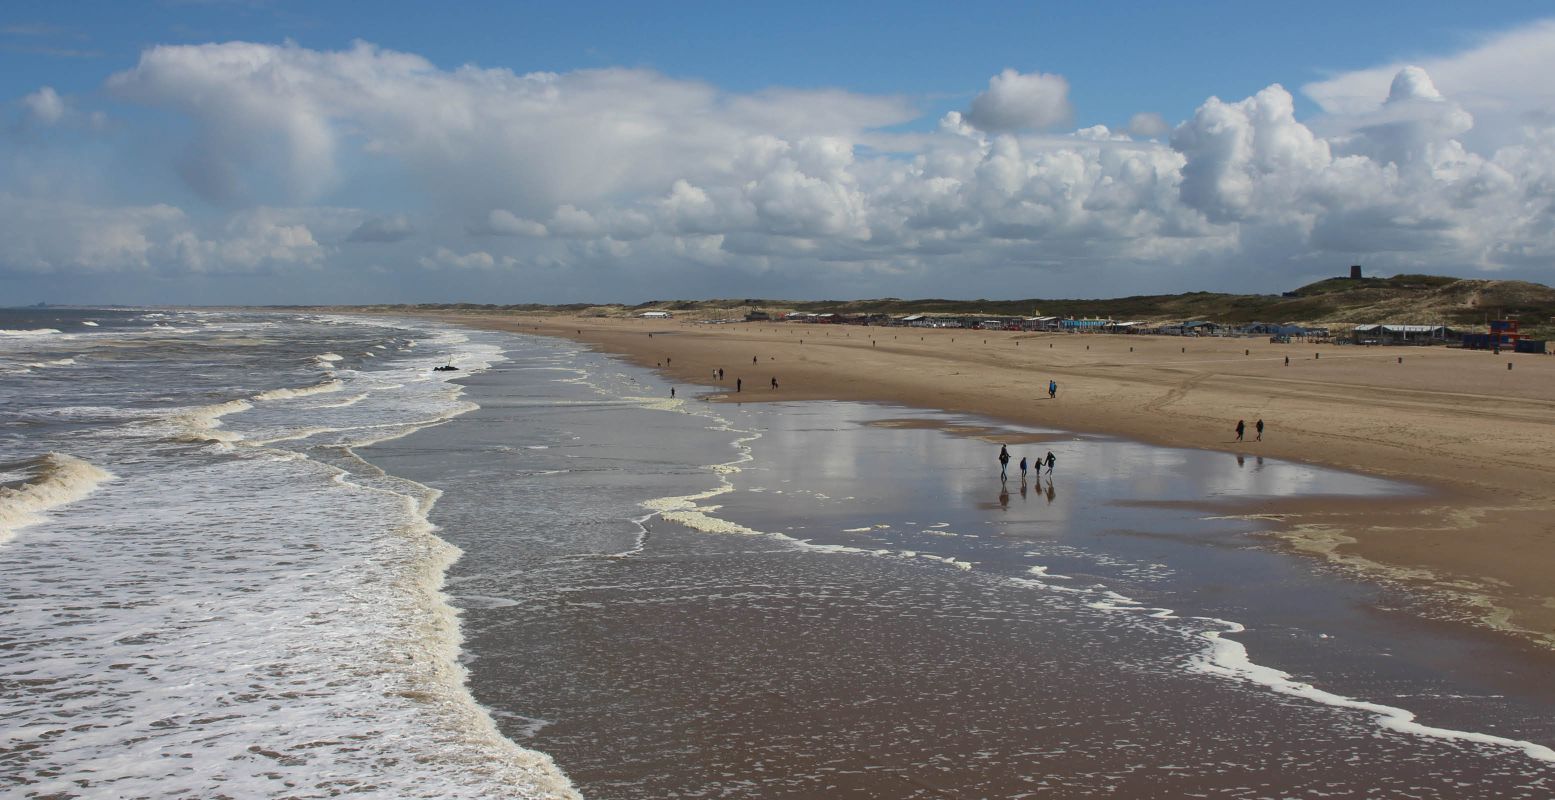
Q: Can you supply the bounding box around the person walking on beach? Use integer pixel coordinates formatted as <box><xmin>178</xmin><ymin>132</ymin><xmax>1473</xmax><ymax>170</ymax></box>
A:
<box><xmin>670</xmin><ymin>387</ymin><xmax>675</xmax><ymax>399</ymax></box>
<box><xmin>771</xmin><ymin>377</ymin><xmax>778</xmax><ymax>390</ymax></box>
<box><xmin>1019</xmin><ymin>456</ymin><xmax>1028</xmax><ymax>477</ymax></box>
<box><xmin>736</xmin><ymin>378</ymin><xmax>742</xmax><ymax>393</ymax></box>
<box><xmin>998</xmin><ymin>445</ymin><xmax>1011</xmax><ymax>480</ymax></box>
<box><xmin>1048</xmin><ymin>380</ymin><xmax>1057</xmax><ymax>399</ymax></box>
<box><xmin>1235</xmin><ymin>419</ymin><xmax>1245</xmax><ymax>441</ymax></box>
<box><xmin>1255</xmin><ymin>419</ymin><xmax>1264</xmax><ymax>441</ymax></box>
<box><xmin>1044</xmin><ymin>450</ymin><xmax>1056</xmax><ymax>475</ymax></box>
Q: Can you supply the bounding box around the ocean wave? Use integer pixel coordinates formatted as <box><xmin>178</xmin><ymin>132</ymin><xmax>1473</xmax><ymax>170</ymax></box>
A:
<box><xmin>24</xmin><ymin>357</ymin><xmax>77</xmax><ymax>368</ymax></box>
<box><xmin>0</xmin><ymin>453</ymin><xmax>113</xmax><ymax>545</ymax></box>
<box><xmin>313</xmin><ymin>392</ymin><xmax>371</xmax><ymax>408</ymax></box>
<box><xmin>81</xmin><ymin>321</ymin><xmax>99</xmax><ymax>327</ymax></box>
<box><xmin>1192</xmin><ymin>618</ymin><xmax>1555</xmax><ymax>763</ymax></box>
<box><xmin>252</xmin><ymin>379</ymin><xmax>344</xmax><ymax>402</ymax></box>
<box><xmin>165</xmin><ymin>398</ymin><xmax>253</xmax><ymax>444</ymax></box>
<box><xmin>1010</xmin><ymin>559</ymin><xmax>1555</xmax><ymax>764</ymax></box>
<box><xmin>0</xmin><ymin>328</ymin><xmax>61</xmax><ymax>337</ymax></box>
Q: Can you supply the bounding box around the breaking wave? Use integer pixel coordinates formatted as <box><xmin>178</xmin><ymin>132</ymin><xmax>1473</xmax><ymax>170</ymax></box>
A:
<box><xmin>0</xmin><ymin>453</ymin><xmax>113</xmax><ymax>545</ymax></box>
<box><xmin>253</xmin><ymin>378</ymin><xmax>344</xmax><ymax>402</ymax></box>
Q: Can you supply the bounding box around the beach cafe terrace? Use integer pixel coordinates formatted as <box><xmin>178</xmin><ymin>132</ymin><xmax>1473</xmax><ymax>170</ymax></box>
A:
<box><xmin>1351</xmin><ymin>324</ymin><xmax>1457</xmax><ymax>345</ymax></box>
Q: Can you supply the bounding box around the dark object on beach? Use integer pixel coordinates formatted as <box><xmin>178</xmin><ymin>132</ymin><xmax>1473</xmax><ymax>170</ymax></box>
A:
<box><xmin>753</xmin><ymin>356</ymin><xmax>758</xmax><ymax>364</ymax></box>
<box><xmin>1235</xmin><ymin>420</ymin><xmax>1245</xmax><ymax>441</ymax></box>
<box><xmin>770</xmin><ymin>377</ymin><xmax>778</xmax><ymax>389</ymax></box>
<box><xmin>1045</xmin><ymin>451</ymin><xmax>1055</xmax><ymax>474</ymax></box>
<box><xmin>433</xmin><ymin>365</ymin><xmax>459</xmax><ymax>371</ymax></box>
<box><xmin>736</xmin><ymin>378</ymin><xmax>742</xmax><ymax>393</ymax></box>
<box><xmin>998</xmin><ymin>444</ymin><xmax>1010</xmax><ymax>480</ymax></box>
<box><xmin>1285</xmin><ymin>356</ymin><xmax>1290</xmax><ymax>366</ymax></box>
<box><xmin>1256</xmin><ymin>419</ymin><xmax>1264</xmax><ymax>441</ymax></box>
<box><xmin>670</xmin><ymin>387</ymin><xmax>676</xmax><ymax>398</ymax></box>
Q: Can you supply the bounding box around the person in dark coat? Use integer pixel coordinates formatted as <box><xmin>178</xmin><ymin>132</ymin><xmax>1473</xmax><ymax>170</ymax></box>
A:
<box><xmin>1235</xmin><ymin>419</ymin><xmax>1245</xmax><ymax>441</ymax></box>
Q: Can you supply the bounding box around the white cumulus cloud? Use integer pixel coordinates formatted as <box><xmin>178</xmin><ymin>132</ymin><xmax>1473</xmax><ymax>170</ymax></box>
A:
<box><xmin>1</xmin><ymin>34</ymin><xmax>1552</xmax><ymax>299</ymax></box>
<box><xmin>965</xmin><ymin>69</ymin><xmax>1073</xmax><ymax>132</ymax></box>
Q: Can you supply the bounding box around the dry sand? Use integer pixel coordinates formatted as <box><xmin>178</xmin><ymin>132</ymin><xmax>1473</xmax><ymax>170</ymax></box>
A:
<box><xmin>422</xmin><ymin>311</ymin><xmax>1555</xmax><ymax>650</ymax></box>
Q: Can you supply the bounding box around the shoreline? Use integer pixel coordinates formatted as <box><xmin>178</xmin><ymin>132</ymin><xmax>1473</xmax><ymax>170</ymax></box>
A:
<box><xmin>374</xmin><ymin>309</ymin><xmax>1555</xmax><ymax>653</ymax></box>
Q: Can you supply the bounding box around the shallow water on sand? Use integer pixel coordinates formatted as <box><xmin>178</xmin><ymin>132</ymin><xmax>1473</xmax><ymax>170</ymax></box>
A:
<box><xmin>366</xmin><ymin>330</ymin><xmax>1555</xmax><ymax>799</ymax></box>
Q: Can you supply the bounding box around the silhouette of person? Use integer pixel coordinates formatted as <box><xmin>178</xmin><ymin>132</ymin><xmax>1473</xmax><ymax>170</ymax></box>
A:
<box><xmin>1019</xmin><ymin>456</ymin><xmax>1028</xmax><ymax>477</ymax></box>
<box><xmin>670</xmin><ymin>387</ymin><xmax>675</xmax><ymax>398</ymax></box>
<box><xmin>771</xmin><ymin>377</ymin><xmax>778</xmax><ymax>389</ymax></box>
<box><xmin>1235</xmin><ymin>419</ymin><xmax>1245</xmax><ymax>441</ymax></box>
<box><xmin>1048</xmin><ymin>380</ymin><xmax>1058</xmax><ymax>399</ymax></box>
<box><xmin>998</xmin><ymin>444</ymin><xmax>1011</xmax><ymax>480</ymax></box>
<box><xmin>736</xmin><ymin>378</ymin><xmax>742</xmax><ymax>393</ymax></box>
<box><xmin>1255</xmin><ymin>419</ymin><xmax>1264</xmax><ymax>441</ymax></box>
<box><xmin>1044</xmin><ymin>450</ymin><xmax>1056</xmax><ymax>475</ymax></box>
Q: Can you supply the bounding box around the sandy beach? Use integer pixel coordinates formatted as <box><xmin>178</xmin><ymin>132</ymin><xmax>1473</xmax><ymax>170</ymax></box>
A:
<box><xmin>411</xmin><ymin>310</ymin><xmax>1555</xmax><ymax>653</ymax></box>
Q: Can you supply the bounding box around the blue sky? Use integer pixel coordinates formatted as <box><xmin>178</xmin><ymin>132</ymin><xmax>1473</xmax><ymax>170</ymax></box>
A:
<box><xmin>4</xmin><ymin>2</ymin><xmax>1555</xmax><ymax>304</ymax></box>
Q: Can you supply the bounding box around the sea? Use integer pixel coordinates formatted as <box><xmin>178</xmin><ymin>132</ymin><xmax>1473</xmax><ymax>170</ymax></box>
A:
<box><xmin>3</xmin><ymin>307</ymin><xmax>1555</xmax><ymax>799</ymax></box>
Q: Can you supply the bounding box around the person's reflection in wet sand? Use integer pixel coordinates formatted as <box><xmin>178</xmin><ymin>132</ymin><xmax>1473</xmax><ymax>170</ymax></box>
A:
<box><xmin>998</xmin><ymin>484</ymin><xmax>1010</xmax><ymax>510</ymax></box>
<box><xmin>1019</xmin><ymin>478</ymin><xmax>1028</xmax><ymax>502</ymax></box>
<box><xmin>1045</xmin><ymin>479</ymin><xmax>1056</xmax><ymax>504</ymax></box>
<box><xmin>1236</xmin><ymin>454</ymin><xmax>1245</xmax><ymax>468</ymax></box>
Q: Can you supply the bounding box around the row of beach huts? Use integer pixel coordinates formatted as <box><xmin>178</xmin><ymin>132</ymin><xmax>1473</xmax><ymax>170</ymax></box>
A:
<box><xmin>747</xmin><ymin>311</ymin><xmax>1341</xmax><ymax>340</ymax></box>
<box><xmin>643</xmin><ymin>309</ymin><xmax>1542</xmax><ymax>350</ymax></box>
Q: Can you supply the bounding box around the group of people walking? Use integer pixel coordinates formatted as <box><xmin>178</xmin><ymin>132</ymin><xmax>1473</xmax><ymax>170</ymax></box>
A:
<box><xmin>999</xmin><ymin>444</ymin><xmax>1054</xmax><ymax>480</ymax></box>
<box><xmin>1234</xmin><ymin>418</ymin><xmax>1265</xmax><ymax>442</ymax></box>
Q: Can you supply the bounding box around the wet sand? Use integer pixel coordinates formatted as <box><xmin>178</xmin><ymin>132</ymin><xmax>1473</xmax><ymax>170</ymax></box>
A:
<box><xmin>362</xmin><ymin>345</ymin><xmax>1555</xmax><ymax>798</ymax></box>
<box><xmin>405</xmin><ymin>311</ymin><xmax>1555</xmax><ymax>654</ymax></box>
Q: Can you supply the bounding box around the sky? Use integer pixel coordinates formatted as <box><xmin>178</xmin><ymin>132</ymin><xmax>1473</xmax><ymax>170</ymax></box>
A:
<box><xmin>4</xmin><ymin>1</ymin><xmax>1555</xmax><ymax>305</ymax></box>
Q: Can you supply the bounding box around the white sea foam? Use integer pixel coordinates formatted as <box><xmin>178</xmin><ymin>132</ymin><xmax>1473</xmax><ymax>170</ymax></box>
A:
<box><xmin>0</xmin><ymin>315</ymin><xmax>577</xmax><ymax>798</ymax></box>
<box><xmin>0</xmin><ymin>452</ymin><xmax>113</xmax><ymax>545</ymax></box>
<box><xmin>165</xmin><ymin>398</ymin><xmax>253</xmax><ymax>444</ymax></box>
<box><xmin>81</xmin><ymin>320</ymin><xmax>99</xmax><ymax>326</ymax></box>
<box><xmin>0</xmin><ymin>328</ymin><xmax>61</xmax><ymax>337</ymax></box>
<box><xmin>1021</xmin><ymin>558</ymin><xmax>1555</xmax><ymax>764</ymax></box>
<box><xmin>314</xmin><ymin>392</ymin><xmax>371</xmax><ymax>408</ymax></box>
<box><xmin>1193</xmin><ymin>619</ymin><xmax>1555</xmax><ymax>763</ymax></box>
